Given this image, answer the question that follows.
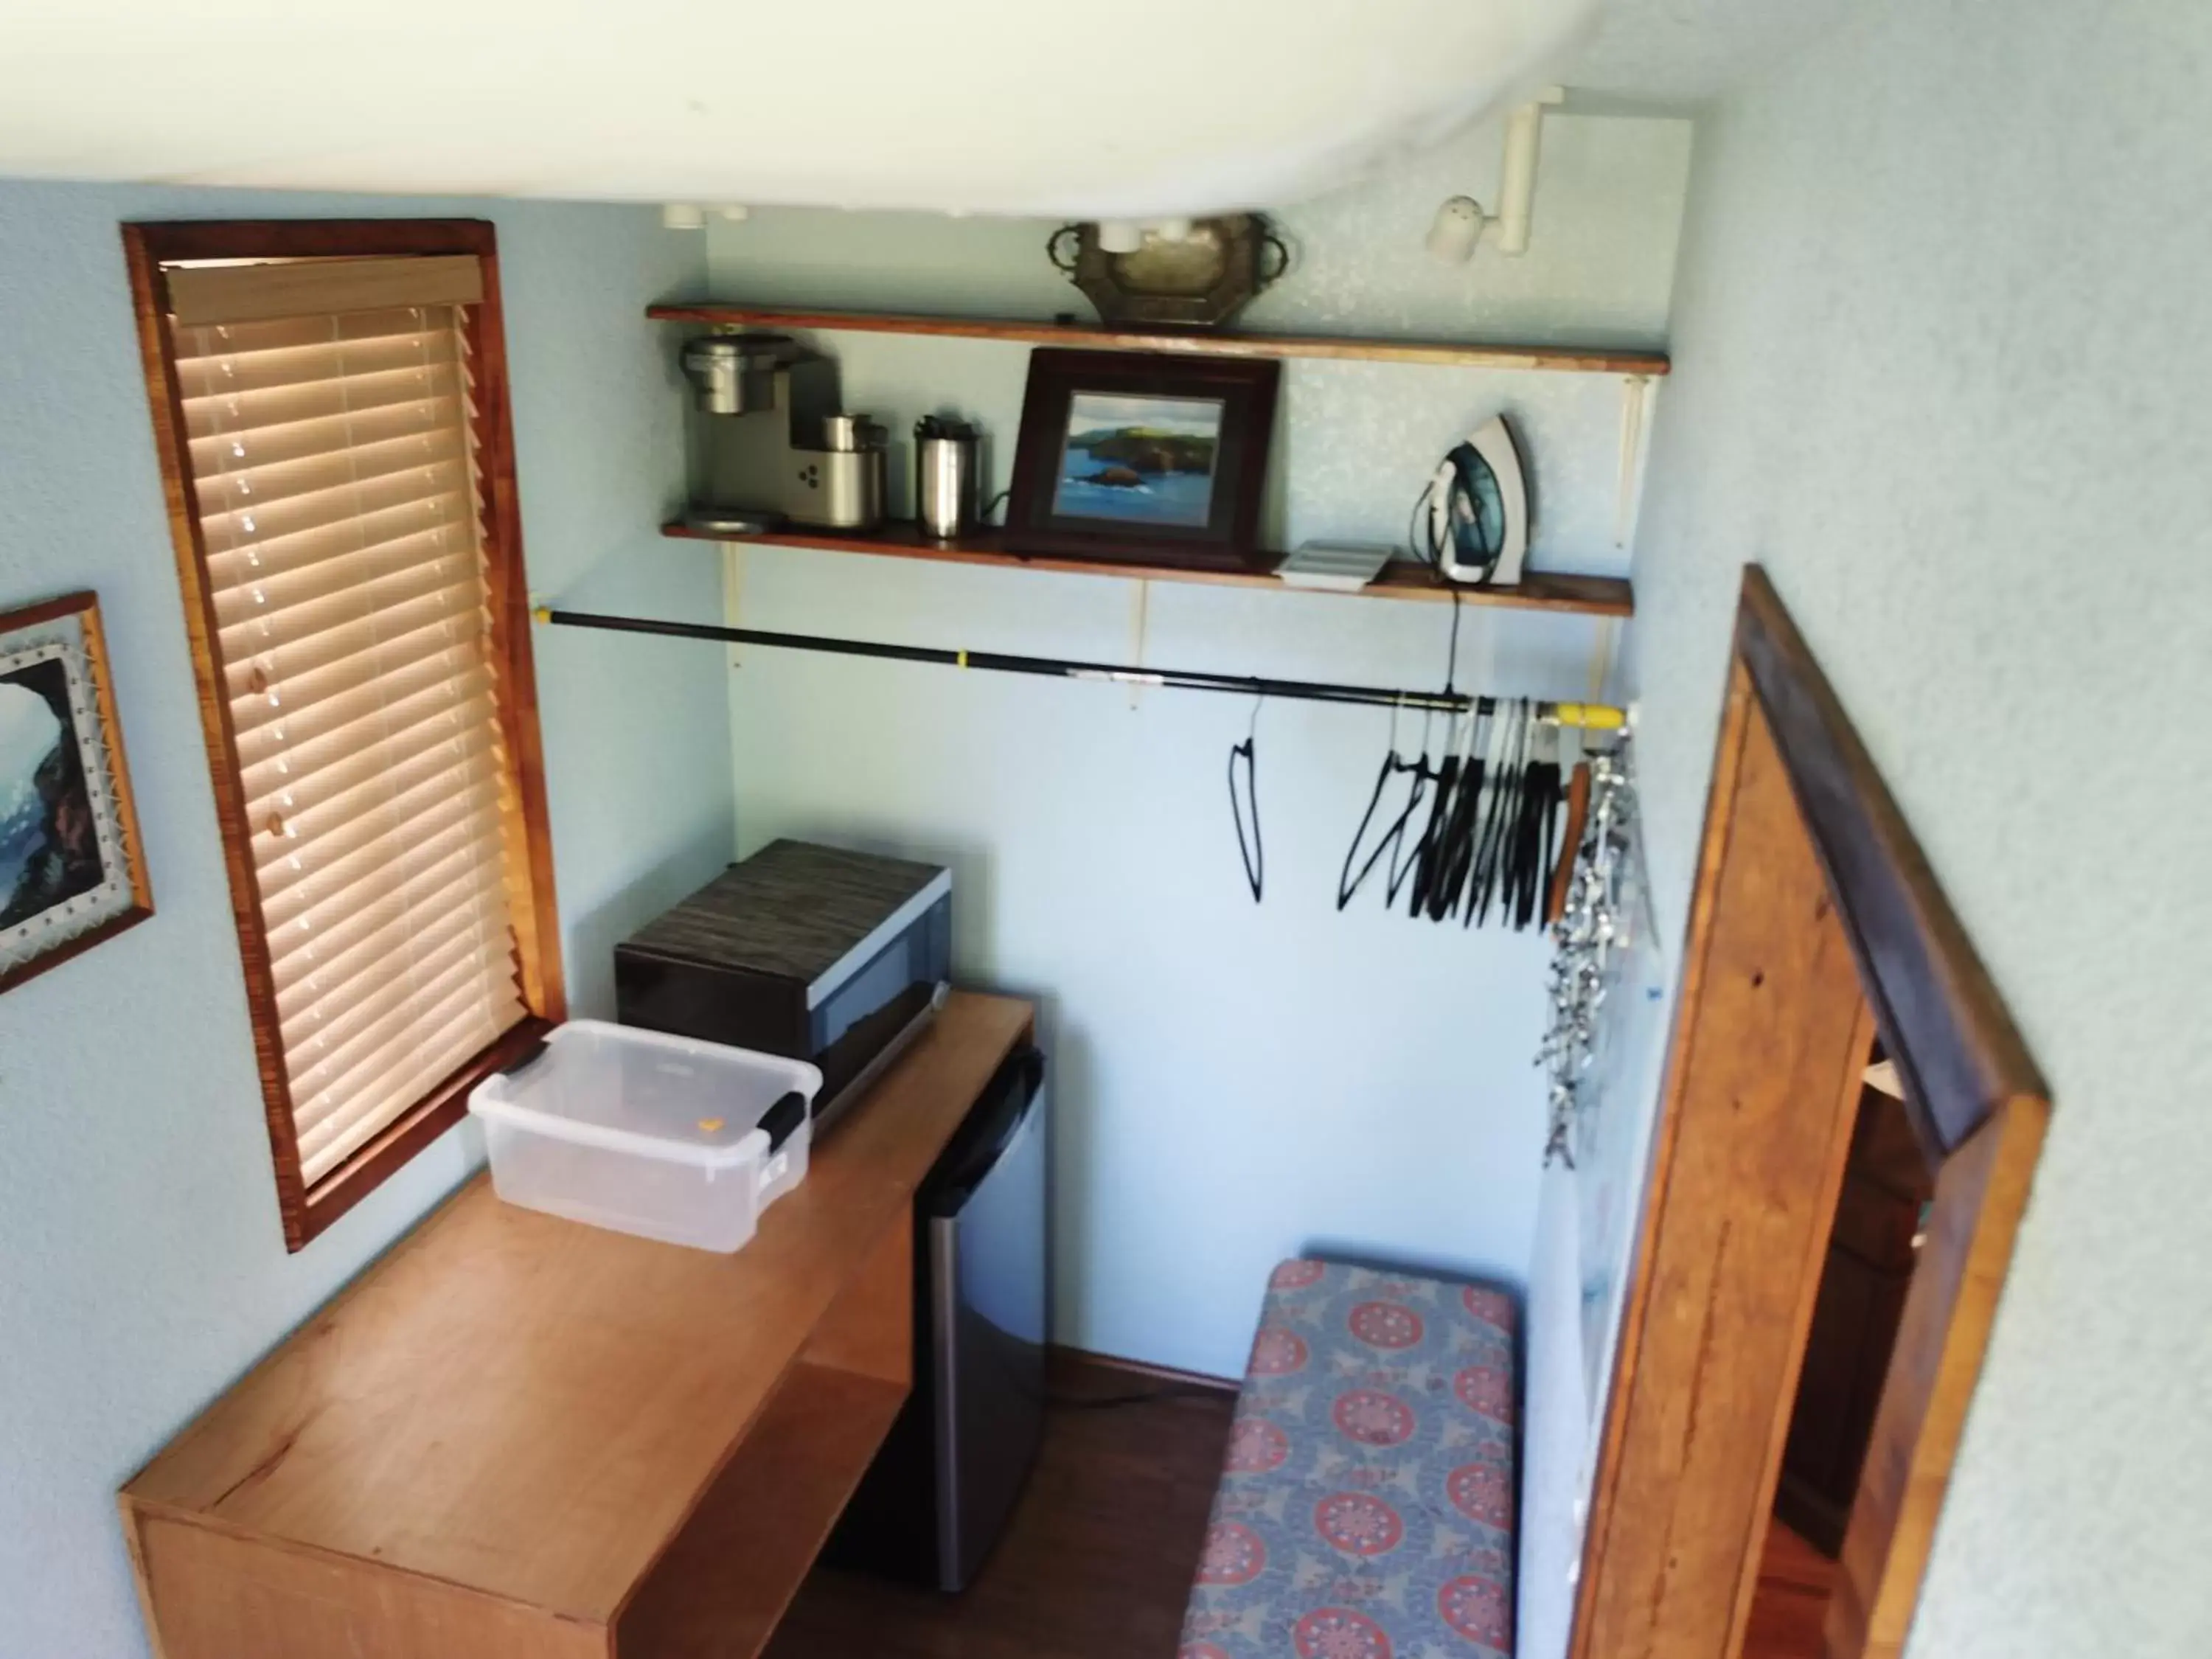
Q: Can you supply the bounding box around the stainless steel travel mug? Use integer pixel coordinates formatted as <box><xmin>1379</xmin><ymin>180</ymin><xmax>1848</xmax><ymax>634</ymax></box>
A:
<box><xmin>915</xmin><ymin>420</ymin><xmax>980</xmax><ymax>540</ymax></box>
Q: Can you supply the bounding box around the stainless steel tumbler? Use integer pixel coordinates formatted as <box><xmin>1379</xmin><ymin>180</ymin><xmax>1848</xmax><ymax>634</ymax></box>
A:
<box><xmin>914</xmin><ymin>419</ymin><xmax>980</xmax><ymax>540</ymax></box>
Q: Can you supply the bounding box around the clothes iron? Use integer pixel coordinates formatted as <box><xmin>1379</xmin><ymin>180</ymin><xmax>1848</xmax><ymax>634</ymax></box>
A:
<box><xmin>1423</xmin><ymin>414</ymin><xmax>1531</xmax><ymax>587</ymax></box>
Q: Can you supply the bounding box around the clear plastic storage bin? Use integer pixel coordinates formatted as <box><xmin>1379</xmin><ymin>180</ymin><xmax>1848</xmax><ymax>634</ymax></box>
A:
<box><xmin>467</xmin><ymin>1020</ymin><xmax>821</xmax><ymax>1253</ymax></box>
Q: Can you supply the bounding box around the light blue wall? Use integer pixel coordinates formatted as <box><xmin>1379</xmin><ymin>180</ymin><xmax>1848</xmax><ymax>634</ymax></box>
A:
<box><xmin>723</xmin><ymin>555</ymin><xmax>1612</xmax><ymax>1375</ymax></box>
<box><xmin>703</xmin><ymin>110</ymin><xmax>1691</xmax><ymax>347</ymax></box>
<box><xmin>0</xmin><ymin>180</ymin><xmax>727</xmax><ymax>1659</ymax></box>
<box><xmin>702</xmin><ymin>112</ymin><xmax>1693</xmax><ymax>1377</ymax></box>
<box><xmin>705</xmin><ymin>112</ymin><xmax>1692</xmax><ymax>565</ymax></box>
<box><xmin>1623</xmin><ymin>1</ymin><xmax>2212</xmax><ymax>1654</ymax></box>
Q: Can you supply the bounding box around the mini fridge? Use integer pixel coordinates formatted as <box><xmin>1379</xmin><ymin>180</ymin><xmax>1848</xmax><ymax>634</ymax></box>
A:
<box><xmin>829</xmin><ymin>1045</ymin><xmax>1048</xmax><ymax>1590</ymax></box>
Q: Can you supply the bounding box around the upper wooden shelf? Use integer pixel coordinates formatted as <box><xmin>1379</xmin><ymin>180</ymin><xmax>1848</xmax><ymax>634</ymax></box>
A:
<box><xmin>646</xmin><ymin>302</ymin><xmax>1671</xmax><ymax>378</ymax></box>
<box><xmin>664</xmin><ymin>519</ymin><xmax>1634</xmax><ymax>619</ymax></box>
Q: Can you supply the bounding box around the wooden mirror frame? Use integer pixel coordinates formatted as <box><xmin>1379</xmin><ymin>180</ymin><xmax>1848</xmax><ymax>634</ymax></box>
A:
<box><xmin>1568</xmin><ymin>567</ymin><xmax>2051</xmax><ymax>1659</ymax></box>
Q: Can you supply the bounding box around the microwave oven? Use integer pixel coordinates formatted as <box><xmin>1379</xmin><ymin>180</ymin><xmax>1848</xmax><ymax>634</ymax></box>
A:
<box><xmin>614</xmin><ymin>841</ymin><xmax>951</xmax><ymax>1131</ymax></box>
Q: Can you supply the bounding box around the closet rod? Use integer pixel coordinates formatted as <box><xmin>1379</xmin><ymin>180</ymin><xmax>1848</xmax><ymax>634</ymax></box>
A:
<box><xmin>532</xmin><ymin>606</ymin><xmax>1627</xmax><ymax>728</ymax></box>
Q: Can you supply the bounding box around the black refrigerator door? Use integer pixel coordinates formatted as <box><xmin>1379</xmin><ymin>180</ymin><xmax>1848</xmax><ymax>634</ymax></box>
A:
<box><xmin>928</xmin><ymin>1053</ymin><xmax>1048</xmax><ymax>1589</ymax></box>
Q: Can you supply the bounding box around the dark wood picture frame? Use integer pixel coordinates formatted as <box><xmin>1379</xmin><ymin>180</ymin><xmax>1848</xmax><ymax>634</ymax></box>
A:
<box><xmin>1569</xmin><ymin>566</ymin><xmax>2049</xmax><ymax>1659</ymax></box>
<box><xmin>1004</xmin><ymin>348</ymin><xmax>1279</xmax><ymax>570</ymax></box>
<box><xmin>120</xmin><ymin>219</ymin><xmax>566</xmax><ymax>1252</ymax></box>
<box><xmin>0</xmin><ymin>590</ymin><xmax>153</xmax><ymax>995</ymax></box>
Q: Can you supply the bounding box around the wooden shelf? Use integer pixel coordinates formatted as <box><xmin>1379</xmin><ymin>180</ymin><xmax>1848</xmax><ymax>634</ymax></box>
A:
<box><xmin>647</xmin><ymin>302</ymin><xmax>1669</xmax><ymax>378</ymax></box>
<box><xmin>664</xmin><ymin>519</ymin><xmax>1634</xmax><ymax>619</ymax></box>
<box><xmin>615</xmin><ymin>1360</ymin><xmax>905</xmax><ymax>1659</ymax></box>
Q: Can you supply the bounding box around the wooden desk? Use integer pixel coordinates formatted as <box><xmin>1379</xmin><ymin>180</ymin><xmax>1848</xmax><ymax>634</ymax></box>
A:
<box><xmin>121</xmin><ymin>992</ymin><xmax>1035</xmax><ymax>1659</ymax></box>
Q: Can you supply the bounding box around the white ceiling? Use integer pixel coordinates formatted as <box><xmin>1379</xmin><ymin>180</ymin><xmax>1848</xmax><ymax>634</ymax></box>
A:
<box><xmin>0</xmin><ymin>0</ymin><xmax>1843</xmax><ymax>215</ymax></box>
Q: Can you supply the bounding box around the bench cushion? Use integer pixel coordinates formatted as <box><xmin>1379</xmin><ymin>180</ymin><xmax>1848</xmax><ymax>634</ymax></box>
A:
<box><xmin>1178</xmin><ymin>1260</ymin><xmax>1519</xmax><ymax>1659</ymax></box>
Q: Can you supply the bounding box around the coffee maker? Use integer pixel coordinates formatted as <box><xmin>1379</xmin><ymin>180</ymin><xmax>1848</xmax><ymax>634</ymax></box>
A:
<box><xmin>678</xmin><ymin>333</ymin><xmax>886</xmax><ymax>535</ymax></box>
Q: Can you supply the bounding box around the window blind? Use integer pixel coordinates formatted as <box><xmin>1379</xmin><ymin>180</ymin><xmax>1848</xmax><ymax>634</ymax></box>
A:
<box><xmin>171</xmin><ymin>293</ymin><xmax>526</xmax><ymax>1186</ymax></box>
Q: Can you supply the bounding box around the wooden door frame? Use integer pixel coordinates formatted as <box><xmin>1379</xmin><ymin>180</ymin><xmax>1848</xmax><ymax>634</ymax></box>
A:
<box><xmin>1568</xmin><ymin>567</ymin><xmax>2050</xmax><ymax>1659</ymax></box>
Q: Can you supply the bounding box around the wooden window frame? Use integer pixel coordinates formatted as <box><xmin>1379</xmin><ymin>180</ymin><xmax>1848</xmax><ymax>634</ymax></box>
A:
<box><xmin>122</xmin><ymin>220</ymin><xmax>566</xmax><ymax>1251</ymax></box>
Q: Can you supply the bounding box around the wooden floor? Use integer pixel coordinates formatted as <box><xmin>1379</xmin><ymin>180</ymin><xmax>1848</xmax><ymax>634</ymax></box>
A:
<box><xmin>765</xmin><ymin>1361</ymin><xmax>1840</xmax><ymax>1659</ymax></box>
<box><xmin>764</xmin><ymin>1357</ymin><xmax>1235</xmax><ymax>1659</ymax></box>
<box><xmin>1741</xmin><ymin>1519</ymin><xmax>1839</xmax><ymax>1659</ymax></box>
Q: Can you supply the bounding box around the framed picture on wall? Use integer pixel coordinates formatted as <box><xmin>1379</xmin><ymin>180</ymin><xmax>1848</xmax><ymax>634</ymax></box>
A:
<box><xmin>1004</xmin><ymin>348</ymin><xmax>1279</xmax><ymax>571</ymax></box>
<box><xmin>0</xmin><ymin>591</ymin><xmax>152</xmax><ymax>994</ymax></box>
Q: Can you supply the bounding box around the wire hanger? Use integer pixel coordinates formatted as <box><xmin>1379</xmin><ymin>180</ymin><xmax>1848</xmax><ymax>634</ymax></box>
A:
<box><xmin>1228</xmin><ymin>694</ymin><xmax>1264</xmax><ymax>904</ymax></box>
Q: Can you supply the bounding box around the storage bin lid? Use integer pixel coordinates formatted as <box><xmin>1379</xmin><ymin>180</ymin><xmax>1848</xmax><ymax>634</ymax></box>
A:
<box><xmin>468</xmin><ymin>1020</ymin><xmax>822</xmax><ymax>1169</ymax></box>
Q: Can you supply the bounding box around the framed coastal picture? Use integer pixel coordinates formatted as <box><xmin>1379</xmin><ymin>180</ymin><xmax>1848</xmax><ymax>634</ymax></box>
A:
<box><xmin>0</xmin><ymin>592</ymin><xmax>152</xmax><ymax>994</ymax></box>
<box><xmin>1005</xmin><ymin>348</ymin><xmax>1279</xmax><ymax>571</ymax></box>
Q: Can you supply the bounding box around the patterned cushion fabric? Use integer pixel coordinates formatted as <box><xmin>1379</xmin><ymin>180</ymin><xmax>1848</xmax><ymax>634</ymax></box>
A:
<box><xmin>1178</xmin><ymin>1260</ymin><xmax>1519</xmax><ymax>1659</ymax></box>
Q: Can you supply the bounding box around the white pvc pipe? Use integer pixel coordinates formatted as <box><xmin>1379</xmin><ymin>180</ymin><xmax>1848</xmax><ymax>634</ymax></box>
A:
<box><xmin>1496</xmin><ymin>102</ymin><xmax>1544</xmax><ymax>256</ymax></box>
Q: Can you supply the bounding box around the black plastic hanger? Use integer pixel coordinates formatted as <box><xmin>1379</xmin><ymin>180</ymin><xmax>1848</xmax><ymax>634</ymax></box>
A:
<box><xmin>1228</xmin><ymin>698</ymin><xmax>1263</xmax><ymax>904</ymax></box>
<box><xmin>1510</xmin><ymin>724</ymin><xmax>1562</xmax><ymax>931</ymax></box>
<box><xmin>1402</xmin><ymin>594</ymin><xmax>1471</xmax><ymax>917</ymax></box>
<box><xmin>1426</xmin><ymin>706</ymin><xmax>1489</xmax><ymax>922</ymax></box>
<box><xmin>1479</xmin><ymin>700</ymin><xmax>1541</xmax><ymax>928</ymax></box>
<box><xmin>1406</xmin><ymin>716</ymin><xmax>1464</xmax><ymax>918</ymax></box>
<box><xmin>1383</xmin><ymin>717</ymin><xmax>1441</xmax><ymax>908</ymax></box>
<box><xmin>1338</xmin><ymin>700</ymin><xmax>1433</xmax><ymax>911</ymax></box>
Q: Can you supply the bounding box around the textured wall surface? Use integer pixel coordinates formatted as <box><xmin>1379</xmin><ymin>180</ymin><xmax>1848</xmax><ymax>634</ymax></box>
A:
<box><xmin>706</xmin><ymin>111</ymin><xmax>1691</xmax><ymax>348</ymax></box>
<box><xmin>703</xmin><ymin>113</ymin><xmax>1692</xmax><ymax>570</ymax></box>
<box><xmin>725</xmin><ymin>552</ymin><xmax>1618</xmax><ymax>1376</ymax></box>
<box><xmin>1624</xmin><ymin>1</ymin><xmax>2212</xmax><ymax>1652</ymax></box>
<box><xmin>704</xmin><ymin>128</ymin><xmax>1688</xmax><ymax>1378</ymax></box>
<box><xmin>0</xmin><ymin>181</ymin><xmax>727</xmax><ymax>1659</ymax></box>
